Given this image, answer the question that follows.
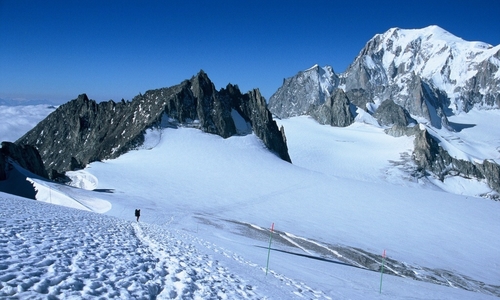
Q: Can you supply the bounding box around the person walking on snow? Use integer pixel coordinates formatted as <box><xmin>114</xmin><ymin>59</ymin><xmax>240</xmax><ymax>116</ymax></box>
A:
<box><xmin>135</xmin><ymin>209</ymin><xmax>140</xmax><ymax>222</ymax></box>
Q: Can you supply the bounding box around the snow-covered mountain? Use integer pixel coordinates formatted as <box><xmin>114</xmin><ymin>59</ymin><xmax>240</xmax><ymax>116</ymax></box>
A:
<box><xmin>268</xmin><ymin>25</ymin><xmax>500</xmax><ymax>196</ymax></box>
<box><xmin>1</xmin><ymin>105</ymin><xmax>500</xmax><ymax>299</ymax></box>
<box><xmin>343</xmin><ymin>25</ymin><xmax>500</xmax><ymax>119</ymax></box>
<box><xmin>270</xmin><ymin>25</ymin><xmax>500</xmax><ymax>122</ymax></box>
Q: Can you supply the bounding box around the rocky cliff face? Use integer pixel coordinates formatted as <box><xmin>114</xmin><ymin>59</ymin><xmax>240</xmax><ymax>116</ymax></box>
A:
<box><xmin>15</xmin><ymin>71</ymin><xmax>291</xmax><ymax>177</ymax></box>
<box><xmin>268</xmin><ymin>65</ymin><xmax>339</xmax><ymax>119</ymax></box>
<box><xmin>309</xmin><ymin>89</ymin><xmax>356</xmax><ymax>127</ymax></box>
<box><xmin>221</xmin><ymin>85</ymin><xmax>291</xmax><ymax>163</ymax></box>
<box><xmin>0</xmin><ymin>142</ymin><xmax>47</xmax><ymax>199</ymax></box>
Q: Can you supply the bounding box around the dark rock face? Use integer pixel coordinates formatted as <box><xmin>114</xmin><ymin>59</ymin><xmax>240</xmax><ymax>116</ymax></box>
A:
<box><xmin>0</xmin><ymin>142</ymin><xmax>46</xmax><ymax>199</ymax></box>
<box><xmin>310</xmin><ymin>89</ymin><xmax>356</xmax><ymax>127</ymax></box>
<box><xmin>345</xmin><ymin>88</ymin><xmax>374</xmax><ymax>111</ymax></box>
<box><xmin>413</xmin><ymin>128</ymin><xmax>500</xmax><ymax>194</ymax></box>
<box><xmin>268</xmin><ymin>65</ymin><xmax>339</xmax><ymax>119</ymax></box>
<box><xmin>0</xmin><ymin>142</ymin><xmax>48</xmax><ymax>179</ymax></box>
<box><xmin>478</xmin><ymin>160</ymin><xmax>500</xmax><ymax>194</ymax></box>
<box><xmin>15</xmin><ymin>71</ymin><xmax>291</xmax><ymax>177</ymax></box>
<box><xmin>222</xmin><ymin>85</ymin><xmax>291</xmax><ymax>162</ymax></box>
<box><xmin>458</xmin><ymin>48</ymin><xmax>500</xmax><ymax>111</ymax></box>
<box><xmin>373</xmin><ymin>99</ymin><xmax>416</xmax><ymax>127</ymax></box>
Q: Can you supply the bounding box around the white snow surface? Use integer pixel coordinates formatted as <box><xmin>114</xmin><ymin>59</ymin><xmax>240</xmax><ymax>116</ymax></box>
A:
<box><xmin>1</xmin><ymin>106</ymin><xmax>500</xmax><ymax>299</ymax></box>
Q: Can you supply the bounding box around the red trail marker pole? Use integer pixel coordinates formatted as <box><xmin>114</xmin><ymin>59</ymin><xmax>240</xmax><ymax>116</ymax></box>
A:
<box><xmin>265</xmin><ymin>223</ymin><xmax>274</xmax><ymax>275</ymax></box>
<box><xmin>379</xmin><ymin>249</ymin><xmax>386</xmax><ymax>294</ymax></box>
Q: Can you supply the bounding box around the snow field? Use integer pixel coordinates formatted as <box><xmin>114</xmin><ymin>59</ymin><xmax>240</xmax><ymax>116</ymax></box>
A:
<box><xmin>78</xmin><ymin>124</ymin><xmax>500</xmax><ymax>290</ymax></box>
<box><xmin>2</xmin><ymin>106</ymin><xmax>500</xmax><ymax>299</ymax></box>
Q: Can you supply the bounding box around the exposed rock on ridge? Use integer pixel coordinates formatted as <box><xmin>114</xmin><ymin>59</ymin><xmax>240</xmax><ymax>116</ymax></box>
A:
<box><xmin>268</xmin><ymin>65</ymin><xmax>339</xmax><ymax>119</ymax></box>
<box><xmin>309</xmin><ymin>89</ymin><xmax>356</xmax><ymax>127</ymax></box>
<box><xmin>373</xmin><ymin>99</ymin><xmax>416</xmax><ymax>127</ymax></box>
<box><xmin>15</xmin><ymin>71</ymin><xmax>291</xmax><ymax>177</ymax></box>
<box><xmin>413</xmin><ymin>127</ymin><xmax>500</xmax><ymax>195</ymax></box>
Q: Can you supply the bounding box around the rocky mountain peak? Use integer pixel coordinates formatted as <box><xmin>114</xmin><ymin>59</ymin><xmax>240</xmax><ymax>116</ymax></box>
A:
<box><xmin>270</xmin><ymin>26</ymin><xmax>500</xmax><ymax>127</ymax></box>
<box><xmin>268</xmin><ymin>64</ymin><xmax>339</xmax><ymax>119</ymax></box>
<box><xmin>15</xmin><ymin>72</ymin><xmax>291</xmax><ymax>178</ymax></box>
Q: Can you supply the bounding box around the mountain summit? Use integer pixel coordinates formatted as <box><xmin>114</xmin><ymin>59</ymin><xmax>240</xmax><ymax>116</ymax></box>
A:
<box><xmin>344</xmin><ymin>25</ymin><xmax>499</xmax><ymax>118</ymax></box>
<box><xmin>270</xmin><ymin>25</ymin><xmax>499</xmax><ymax>126</ymax></box>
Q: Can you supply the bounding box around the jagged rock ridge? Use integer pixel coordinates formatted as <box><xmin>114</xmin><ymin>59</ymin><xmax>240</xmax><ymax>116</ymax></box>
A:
<box><xmin>15</xmin><ymin>71</ymin><xmax>291</xmax><ymax>178</ymax></box>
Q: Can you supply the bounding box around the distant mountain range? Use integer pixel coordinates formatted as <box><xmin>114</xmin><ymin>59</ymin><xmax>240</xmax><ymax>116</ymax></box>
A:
<box><xmin>269</xmin><ymin>25</ymin><xmax>500</xmax><ymax>196</ymax></box>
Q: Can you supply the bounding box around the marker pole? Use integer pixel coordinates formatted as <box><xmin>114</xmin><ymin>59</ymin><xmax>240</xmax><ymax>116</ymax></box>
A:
<box><xmin>379</xmin><ymin>249</ymin><xmax>386</xmax><ymax>294</ymax></box>
<box><xmin>265</xmin><ymin>222</ymin><xmax>274</xmax><ymax>275</ymax></box>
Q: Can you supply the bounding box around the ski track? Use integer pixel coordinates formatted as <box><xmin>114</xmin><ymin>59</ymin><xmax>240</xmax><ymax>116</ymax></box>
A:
<box><xmin>0</xmin><ymin>197</ymin><xmax>332</xmax><ymax>299</ymax></box>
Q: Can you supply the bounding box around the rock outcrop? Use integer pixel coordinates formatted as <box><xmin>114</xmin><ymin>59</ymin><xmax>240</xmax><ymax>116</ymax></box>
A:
<box><xmin>0</xmin><ymin>142</ymin><xmax>48</xmax><ymax>180</ymax></box>
<box><xmin>221</xmin><ymin>85</ymin><xmax>291</xmax><ymax>163</ymax></box>
<box><xmin>309</xmin><ymin>89</ymin><xmax>356</xmax><ymax>127</ymax></box>
<box><xmin>268</xmin><ymin>65</ymin><xmax>339</xmax><ymax>119</ymax></box>
<box><xmin>15</xmin><ymin>71</ymin><xmax>291</xmax><ymax>177</ymax></box>
<box><xmin>373</xmin><ymin>99</ymin><xmax>416</xmax><ymax>127</ymax></box>
<box><xmin>0</xmin><ymin>142</ymin><xmax>46</xmax><ymax>199</ymax></box>
<box><xmin>413</xmin><ymin>127</ymin><xmax>500</xmax><ymax>195</ymax></box>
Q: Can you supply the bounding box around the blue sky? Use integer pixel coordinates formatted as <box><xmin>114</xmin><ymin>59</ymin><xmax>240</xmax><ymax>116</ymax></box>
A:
<box><xmin>1</xmin><ymin>0</ymin><xmax>499</xmax><ymax>103</ymax></box>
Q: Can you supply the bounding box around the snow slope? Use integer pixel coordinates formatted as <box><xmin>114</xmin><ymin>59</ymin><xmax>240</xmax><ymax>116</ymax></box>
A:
<box><xmin>1</xmin><ymin>106</ymin><xmax>500</xmax><ymax>299</ymax></box>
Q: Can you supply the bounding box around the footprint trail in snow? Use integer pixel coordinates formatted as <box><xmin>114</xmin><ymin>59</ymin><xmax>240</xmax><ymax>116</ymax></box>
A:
<box><xmin>0</xmin><ymin>198</ymin><xmax>261</xmax><ymax>299</ymax></box>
